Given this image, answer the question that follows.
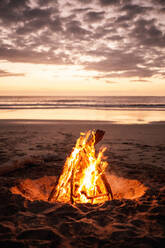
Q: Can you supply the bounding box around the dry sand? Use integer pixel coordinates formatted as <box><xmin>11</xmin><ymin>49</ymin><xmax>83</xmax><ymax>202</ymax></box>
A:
<box><xmin>0</xmin><ymin>120</ymin><xmax>165</xmax><ymax>248</ymax></box>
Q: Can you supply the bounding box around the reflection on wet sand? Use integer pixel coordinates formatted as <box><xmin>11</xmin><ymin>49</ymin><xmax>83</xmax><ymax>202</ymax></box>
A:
<box><xmin>0</xmin><ymin>108</ymin><xmax>165</xmax><ymax>124</ymax></box>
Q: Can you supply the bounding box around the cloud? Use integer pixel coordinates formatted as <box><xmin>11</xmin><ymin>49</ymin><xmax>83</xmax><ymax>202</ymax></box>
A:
<box><xmin>66</xmin><ymin>20</ymin><xmax>91</xmax><ymax>39</ymax></box>
<box><xmin>98</xmin><ymin>0</ymin><xmax>121</xmax><ymax>6</ymax></box>
<box><xmin>0</xmin><ymin>0</ymin><xmax>28</xmax><ymax>24</ymax></box>
<box><xmin>0</xmin><ymin>69</ymin><xmax>25</xmax><ymax>77</ymax></box>
<box><xmin>105</xmin><ymin>80</ymin><xmax>119</xmax><ymax>84</ymax></box>
<box><xmin>84</xmin><ymin>51</ymin><xmax>146</xmax><ymax>72</ymax></box>
<box><xmin>131</xmin><ymin>79</ymin><xmax>151</xmax><ymax>83</ymax></box>
<box><xmin>131</xmin><ymin>18</ymin><xmax>165</xmax><ymax>48</ymax></box>
<box><xmin>0</xmin><ymin>46</ymin><xmax>71</xmax><ymax>65</ymax></box>
<box><xmin>84</xmin><ymin>11</ymin><xmax>105</xmax><ymax>23</ymax></box>
<box><xmin>0</xmin><ymin>0</ymin><xmax>164</xmax><ymax>81</ymax></box>
<box><xmin>152</xmin><ymin>0</ymin><xmax>165</xmax><ymax>6</ymax></box>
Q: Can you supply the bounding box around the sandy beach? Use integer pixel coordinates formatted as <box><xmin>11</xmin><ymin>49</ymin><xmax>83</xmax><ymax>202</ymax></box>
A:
<box><xmin>1</xmin><ymin>0</ymin><xmax>165</xmax><ymax>246</ymax></box>
<box><xmin>0</xmin><ymin>120</ymin><xmax>165</xmax><ymax>248</ymax></box>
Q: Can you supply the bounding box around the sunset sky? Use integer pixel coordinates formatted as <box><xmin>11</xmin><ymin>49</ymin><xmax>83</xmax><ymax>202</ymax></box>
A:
<box><xmin>0</xmin><ymin>0</ymin><xmax>165</xmax><ymax>96</ymax></box>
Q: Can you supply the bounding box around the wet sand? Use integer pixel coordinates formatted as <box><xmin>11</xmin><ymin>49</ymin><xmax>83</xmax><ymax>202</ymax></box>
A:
<box><xmin>0</xmin><ymin>120</ymin><xmax>165</xmax><ymax>247</ymax></box>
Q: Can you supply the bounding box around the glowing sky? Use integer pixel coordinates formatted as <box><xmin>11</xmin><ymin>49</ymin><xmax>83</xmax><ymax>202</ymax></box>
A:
<box><xmin>0</xmin><ymin>0</ymin><xmax>165</xmax><ymax>95</ymax></box>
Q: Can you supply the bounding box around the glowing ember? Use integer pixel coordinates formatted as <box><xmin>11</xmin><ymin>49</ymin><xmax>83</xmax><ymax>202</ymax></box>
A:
<box><xmin>48</xmin><ymin>130</ymin><xmax>113</xmax><ymax>204</ymax></box>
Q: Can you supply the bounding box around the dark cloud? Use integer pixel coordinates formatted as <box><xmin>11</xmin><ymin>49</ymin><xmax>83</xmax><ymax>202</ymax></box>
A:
<box><xmin>130</xmin><ymin>18</ymin><xmax>165</xmax><ymax>48</ymax></box>
<box><xmin>116</xmin><ymin>4</ymin><xmax>151</xmax><ymax>23</ymax></box>
<box><xmin>84</xmin><ymin>11</ymin><xmax>105</xmax><ymax>23</ymax></box>
<box><xmin>0</xmin><ymin>0</ymin><xmax>28</xmax><ymax>9</ymax></box>
<box><xmin>107</xmin><ymin>35</ymin><xmax>123</xmax><ymax>41</ymax></box>
<box><xmin>91</xmin><ymin>64</ymin><xmax>157</xmax><ymax>79</ymax></box>
<box><xmin>72</xmin><ymin>8</ymin><xmax>92</xmax><ymax>14</ymax></box>
<box><xmin>161</xmin><ymin>7</ymin><xmax>165</xmax><ymax>12</ymax></box>
<box><xmin>0</xmin><ymin>0</ymin><xmax>28</xmax><ymax>24</ymax></box>
<box><xmin>152</xmin><ymin>0</ymin><xmax>165</xmax><ymax>5</ymax></box>
<box><xmin>122</xmin><ymin>4</ymin><xmax>151</xmax><ymax>16</ymax></box>
<box><xmin>0</xmin><ymin>0</ymin><xmax>164</xmax><ymax>81</ymax></box>
<box><xmin>98</xmin><ymin>0</ymin><xmax>121</xmax><ymax>6</ymax></box>
<box><xmin>84</xmin><ymin>51</ymin><xmax>145</xmax><ymax>72</ymax></box>
<box><xmin>16</xmin><ymin>19</ymin><xmax>47</xmax><ymax>35</ymax></box>
<box><xmin>131</xmin><ymin>79</ymin><xmax>151</xmax><ymax>83</ymax></box>
<box><xmin>93</xmin><ymin>69</ymin><xmax>156</xmax><ymax>79</ymax></box>
<box><xmin>66</xmin><ymin>20</ymin><xmax>91</xmax><ymax>39</ymax></box>
<box><xmin>117</xmin><ymin>68</ymin><xmax>155</xmax><ymax>78</ymax></box>
<box><xmin>77</xmin><ymin>0</ymin><xmax>92</xmax><ymax>4</ymax></box>
<box><xmin>0</xmin><ymin>47</ymin><xmax>71</xmax><ymax>65</ymax></box>
<box><xmin>0</xmin><ymin>69</ymin><xmax>25</xmax><ymax>77</ymax></box>
<box><xmin>24</xmin><ymin>8</ymin><xmax>52</xmax><ymax>20</ymax></box>
<box><xmin>39</xmin><ymin>0</ymin><xmax>58</xmax><ymax>5</ymax></box>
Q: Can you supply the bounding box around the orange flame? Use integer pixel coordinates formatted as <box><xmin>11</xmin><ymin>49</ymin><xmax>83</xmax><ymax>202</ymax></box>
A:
<box><xmin>52</xmin><ymin>130</ymin><xmax>113</xmax><ymax>204</ymax></box>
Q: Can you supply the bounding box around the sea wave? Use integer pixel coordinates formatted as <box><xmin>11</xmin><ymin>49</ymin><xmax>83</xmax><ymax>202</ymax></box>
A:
<box><xmin>0</xmin><ymin>103</ymin><xmax>165</xmax><ymax>110</ymax></box>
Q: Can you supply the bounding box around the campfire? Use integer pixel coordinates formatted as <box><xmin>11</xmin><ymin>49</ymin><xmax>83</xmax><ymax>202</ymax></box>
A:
<box><xmin>48</xmin><ymin>130</ymin><xmax>113</xmax><ymax>204</ymax></box>
<box><xmin>10</xmin><ymin>129</ymin><xmax>147</xmax><ymax>203</ymax></box>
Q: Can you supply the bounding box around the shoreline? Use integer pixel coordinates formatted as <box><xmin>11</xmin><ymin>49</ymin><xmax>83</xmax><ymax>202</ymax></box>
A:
<box><xmin>1</xmin><ymin>118</ymin><xmax>165</xmax><ymax>125</ymax></box>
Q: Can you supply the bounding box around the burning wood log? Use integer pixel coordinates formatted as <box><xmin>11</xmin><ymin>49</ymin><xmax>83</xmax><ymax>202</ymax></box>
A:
<box><xmin>48</xmin><ymin>178</ymin><xmax>59</xmax><ymax>202</ymax></box>
<box><xmin>70</xmin><ymin>169</ymin><xmax>74</xmax><ymax>204</ymax></box>
<box><xmin>93</xmin><ymin>129</ymin><xmax>105</xmax><ymax>146</ymax></box>
<box><xmin>101</xmin><ymin>173</ymin><xmax>113</xmax><ymax>200</ymax></box>
<box><xmin>48</xmin><ymin>129</ymin><xmax>113</xmax><ymax>204</ymax></box>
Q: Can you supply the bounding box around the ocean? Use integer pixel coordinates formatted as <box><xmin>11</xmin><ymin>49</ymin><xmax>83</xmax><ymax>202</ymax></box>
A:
<box><xmin>0</xmin><ymin>96</ymin><xmax>165</xmax><ymax>124</ymax></box>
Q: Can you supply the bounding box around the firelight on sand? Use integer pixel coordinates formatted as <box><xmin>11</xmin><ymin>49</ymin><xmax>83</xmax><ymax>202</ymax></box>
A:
<box><xmin>48</xmin><ymin>130</ymin><xmax>113</xmax><ymax>204</ymax></box>
<box><xmin>11</xmin><ymin>130</ymin><xmax>147</xmax><ymax>203</ymax></box>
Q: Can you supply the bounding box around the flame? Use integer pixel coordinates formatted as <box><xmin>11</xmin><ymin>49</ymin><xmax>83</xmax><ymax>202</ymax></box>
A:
<box><xmin>51</xmin><ymin>130</ymin><xmax>113</xmax><ymax>204</ymax></box>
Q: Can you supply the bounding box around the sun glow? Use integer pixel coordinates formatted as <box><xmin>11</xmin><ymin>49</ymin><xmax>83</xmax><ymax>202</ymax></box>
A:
<box><xmin>0</xmin><ymin>60</ymin><xmax>165</xmax><ymax>96</ymax></box>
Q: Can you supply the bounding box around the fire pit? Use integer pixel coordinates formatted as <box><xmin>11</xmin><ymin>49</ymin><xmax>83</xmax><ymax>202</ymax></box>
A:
<box><xmin>11</xmin><ymin>130</ymin><xmax>147</xmax><ymax>204</ymax></box>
